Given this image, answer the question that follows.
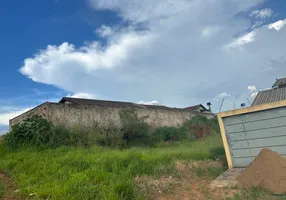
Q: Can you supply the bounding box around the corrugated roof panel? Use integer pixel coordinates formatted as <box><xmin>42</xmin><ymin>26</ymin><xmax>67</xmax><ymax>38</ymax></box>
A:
<box><xmin>252</xmin><ymin>87</ymin><xmax>286</xmax><ymax>106</ymax></box>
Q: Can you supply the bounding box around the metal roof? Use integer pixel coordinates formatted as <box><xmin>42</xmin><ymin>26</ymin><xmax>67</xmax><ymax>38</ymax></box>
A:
<box><xmin>252</xmin><ymin>87</ymin><xmax>286</xmax><ymax>106</ymax></box>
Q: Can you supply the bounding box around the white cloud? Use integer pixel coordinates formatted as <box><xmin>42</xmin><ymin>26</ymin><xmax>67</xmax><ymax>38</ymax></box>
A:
<box><xmin>248</xmin><ymin>85</ymin><xmax>257</xmax><ymax>93</ymax></box>
<box><xmin>19</xmin><ymin>0</ymin><xmax>286</xmax><ymax>112</ymax></box>
<box><xmin>250</xmin><ymin>8</ymin><xmax>272</xmax><ymax>19</ymax></box>
<box><xmin>20</xmin><ymin>32</ymin><xmax>153</xmax><ymax>93</ymax></box>
<box><xmin>249</xmin><ymin>9</ymin><xmax>272</xmax><ymax>29</ymax></box>
<box><xmin>137</xmin><ymin>100</ymin><xmax>161</xmax><ymax>105</ymax></box>
<box><xmin>68</xmin><ymin>93</ymin><xmax>97</xmax><ymax>99</ymax></box>
<box><xmin>248</xmin><ymin>85</ymin><xmax>258</xmax><ymax>100</ymax></box>
<box><xmin>268</xmin><ymin>19</ymin><xmax>286</xmax><ymax>31</ymax></box>
<box><xmin>214</xmin><ymin>92</ymin><xmax>231</xmax><ymax>102</ymax></box>
<box><xmin>225</xmin><ymin>31</ymin><xmax>256</xmax><ymax>49</ymax></box>
<box><xmin>96</xmin><ymin>25</ymin><xmax>114</xmax><ymax>37</ymax></box>
<box><xmin>0</xmin><ymin>108</ymin><xmax>30</xmax><ymax>126</ymax></box>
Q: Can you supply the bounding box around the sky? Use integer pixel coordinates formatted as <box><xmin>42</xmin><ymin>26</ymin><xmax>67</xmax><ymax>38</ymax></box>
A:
<box><xmin>1</xmin><ymin>0</ymin><xmax>286</xmax><ymax>133</ymax></box>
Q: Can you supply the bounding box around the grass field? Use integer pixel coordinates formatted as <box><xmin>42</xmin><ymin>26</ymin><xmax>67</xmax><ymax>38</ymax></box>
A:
<box><xmin>0</xmin><ymin>182</ymin><xmax>4</xmax><ymax>199</ymax></box>
<box><xmin>0</xmin><ymin>134</ymin><xmax>225</xmax><ymax>200</ymax></box>
<box><xmin>1</xmin><ymin>133</ymin><xmax>286</xmax><ymax>199</ymax></box>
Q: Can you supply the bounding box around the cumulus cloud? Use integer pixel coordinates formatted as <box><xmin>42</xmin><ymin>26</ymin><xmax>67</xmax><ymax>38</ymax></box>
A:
<box><xmin>20</xmin><ymin>32</ymin><xmax>153</xmax><ymax>93</ymax></box>
<box><xmin>250</xmin><ymin>8</ymin><xmax>272</xmax><ymax>19</ymax></box>
<box><xmin>268</xmin><ymin>19</ymin><xmax>286</xmax><ymax>31</ymax></box>
<box><xmin>19</xmin><ymin>0</ymin><xmax>286</xmax><ymax>112</ymax></box>
<box><xmin>248</xmin><ymin>85</ymin><xmax>258</xmax><ymax>100</ymax></box>
<box><xmin>248</xmin><ymin>85</ymin><xmax>257</xmax><ymax>93</ymax></box>
<box><xmin>225</xmin><ymin>31</ymin><xmax>256</xmax><ymax>49</ymax></box>
<box><xmin>96</xmin><ymin>25</ymin><xmax>114</xmax><ymax>37</ymax></box>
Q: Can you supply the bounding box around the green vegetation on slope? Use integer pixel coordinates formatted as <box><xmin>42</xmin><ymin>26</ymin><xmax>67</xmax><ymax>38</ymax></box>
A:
<box><xmin>0</xmin><ymin>134</ymin><xmax>224</xmax><ymax>200</ymax></box>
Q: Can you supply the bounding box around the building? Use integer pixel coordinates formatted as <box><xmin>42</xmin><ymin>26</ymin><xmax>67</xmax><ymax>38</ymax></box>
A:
<box><xmin>252</xmin><ymin>77</ymin><xmax>286</xmax><ymax>106</ymax></box>
<box><xmin>10</xmin><ymin>97</ymin><xmax>214</xmax><ymax>130</ymax></box>
<box><xmin>217</xmin><ymin>77</ymin><xmax>286</xmax><ymax>169</ymax></box>
<box><xmin>184</xmin><ymin>104</ymin><xmax>211</xmax><ymax>113</ymax></box>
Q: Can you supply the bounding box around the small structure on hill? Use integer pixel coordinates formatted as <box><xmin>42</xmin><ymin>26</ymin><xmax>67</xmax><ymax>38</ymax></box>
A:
<box><xmin>184</xmin><ymin>104</ymin><xmax>211</xmax><ymax>113</ymax></box>
<box><xmin>10</xmin><ymin>97</ymin><xmax>214</xmax><ymax>130</ymax></box>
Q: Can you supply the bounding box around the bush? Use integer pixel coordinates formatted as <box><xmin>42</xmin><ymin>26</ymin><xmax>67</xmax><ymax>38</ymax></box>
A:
<box><xmin>184</xmin><ymin>116</ymin><xmax>219</xmax><ymax>139</ymax></box>
<box><xmin>4</xmin><ymin>116</ymin><xmax>97</xmax><ymax>149</ymax></box>
<box><xmin>152</xmin><ymin>126</ymin><xmax>188</xmax><ymax>142</ymax></box>
<box><xmin>151</xmin><ymin>116</ymin><xmax>219</xmax><ymax>143</ymax></box>
<box><xmin>4</xmin><ymin>116</ymin><xmax>52</xmax><ymax>148</ymax></box>
<box><xmin>4</xmin><ymin>109</ymin><xmax>153</xmax><ymax>149</ymax></box>
<box><xmin>94</xmin><ymin>127</ymin><xmax>126</xmax><ymax>148</ymax></box>
<box><xmin>119</xmin><ymin>108</ymin><xmax>151</xmax><ymax>146</ymax></box>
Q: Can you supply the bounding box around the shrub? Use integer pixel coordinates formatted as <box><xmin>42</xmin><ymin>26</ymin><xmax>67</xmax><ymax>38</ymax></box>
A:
<box><xmin>4</xmin><ymin>110</ymin><xmax>153</xmax><ymax>149</ymax></box>
<box><xmin>91</xmin><ymin>108</ymin><xmax>152</xmax><ymax>148</ymax></box>
<box><xmin>4</xmin><ymin>116</ymin><xmax>97</xmax><ymax>148</ymax></box>
<box><xmin>94</xmin><ymin>127</ymin><xmax>126</xmax><ymax>148</ymax></box>
<box><xmin>4</xmin><ymin>116</ymin><xmax>52</xmax><ymax>148</ymax></box>
<box><xmin>184</xmin><ymin>116</ymin><xmax>219</xmax><ymax>139</ymax></box>
<box><xmin>152</xmin><ymin>126</ymin><xmax>188</xmax><ymax>142</ymax></box>
<box><xmin>119</xmin><ymin>108</ymin><xmax>151</xmax><ymax>146</ymax></box>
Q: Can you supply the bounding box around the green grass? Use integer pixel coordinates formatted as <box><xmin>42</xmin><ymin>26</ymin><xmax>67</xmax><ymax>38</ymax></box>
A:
<box><xmin>194</xmin><ymin>166</ymin><xmax>226</xmax><ymax>178</ymax></box>
<box><xmin>207</xmin><ymin>167</ymin><xmax>226</xmax><ymax>178</ymax></box>
<box><xmin>194</xmin><ymin>167</ymin><xmax>205</xmax><ymax>177</ymax></box>
<box><xmin>0</xmin><ymin>182</ymin><xmax>4</xmax><ymax>198</ymax></box>
<box><xmin>0</xmin><ymin>134</ymin><xmax>223</xmax><ymax>200</ymax></box>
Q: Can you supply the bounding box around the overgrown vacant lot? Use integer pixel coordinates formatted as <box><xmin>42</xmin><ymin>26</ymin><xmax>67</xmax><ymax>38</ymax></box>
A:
<box><xmin>1</xmin><ymin>115</ymin><xmax>284</xmax><ymax>200</ymax></box>
<box><xmin>1</xmin><ymin>137</ymin><xmax>285</xmax><ymax>199</ymax></box>
<box><xmin>0</xmin><ymin>134</ymin><xmax>227</xmax><ymax>200</ymax></box>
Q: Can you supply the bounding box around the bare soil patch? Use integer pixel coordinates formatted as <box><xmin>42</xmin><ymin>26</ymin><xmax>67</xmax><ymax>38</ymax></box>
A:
<box><xmin>135</xmin><ymin>160</ymin><xmax>240</xmax><ymax>200</ymax></box>
<box><xmin>238</xmin><ymin>148</ymin><xmax>286</xmax><ymax>195</ymax></box>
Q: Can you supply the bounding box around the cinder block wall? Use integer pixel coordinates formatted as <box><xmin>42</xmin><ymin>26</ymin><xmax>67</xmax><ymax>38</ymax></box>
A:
<box><xmin>10</xmin><ymin>102</ymin><xmax>214</xmax><ymax>129</ymax></box>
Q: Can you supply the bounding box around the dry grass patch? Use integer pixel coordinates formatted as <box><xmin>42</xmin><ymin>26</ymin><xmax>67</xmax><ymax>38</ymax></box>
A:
<box><xmin>135</xmin><ymin>160</ymin><xmax>239</xmax><ymax>200</ymax></box>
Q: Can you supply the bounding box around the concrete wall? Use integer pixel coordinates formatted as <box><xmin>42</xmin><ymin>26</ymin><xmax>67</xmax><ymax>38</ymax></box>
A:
<box><xmin>10</xmin><ymin>102</ymin><xmax>214</xmax><ymax>129</ymax></box>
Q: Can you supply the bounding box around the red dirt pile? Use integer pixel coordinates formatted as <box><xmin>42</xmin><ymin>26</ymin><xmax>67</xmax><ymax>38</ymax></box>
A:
<box><xmin>237</xmin><ymin>148</ymin><xmax>286</xmax><ymax>194</ymax></box>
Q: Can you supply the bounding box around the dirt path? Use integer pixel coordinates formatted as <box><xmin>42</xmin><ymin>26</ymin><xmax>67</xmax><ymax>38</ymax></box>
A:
<box><xmin>0</xmin><ymin>171</ymin><xmax>18</xmax><ymax>200</ymax></box>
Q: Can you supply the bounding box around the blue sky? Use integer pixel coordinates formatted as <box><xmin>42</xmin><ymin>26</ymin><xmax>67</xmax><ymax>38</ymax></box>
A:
<box><xmin>1</xmin><ymin>0</ymin><xmax>286</xmax><ymax>132</ymax></box>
